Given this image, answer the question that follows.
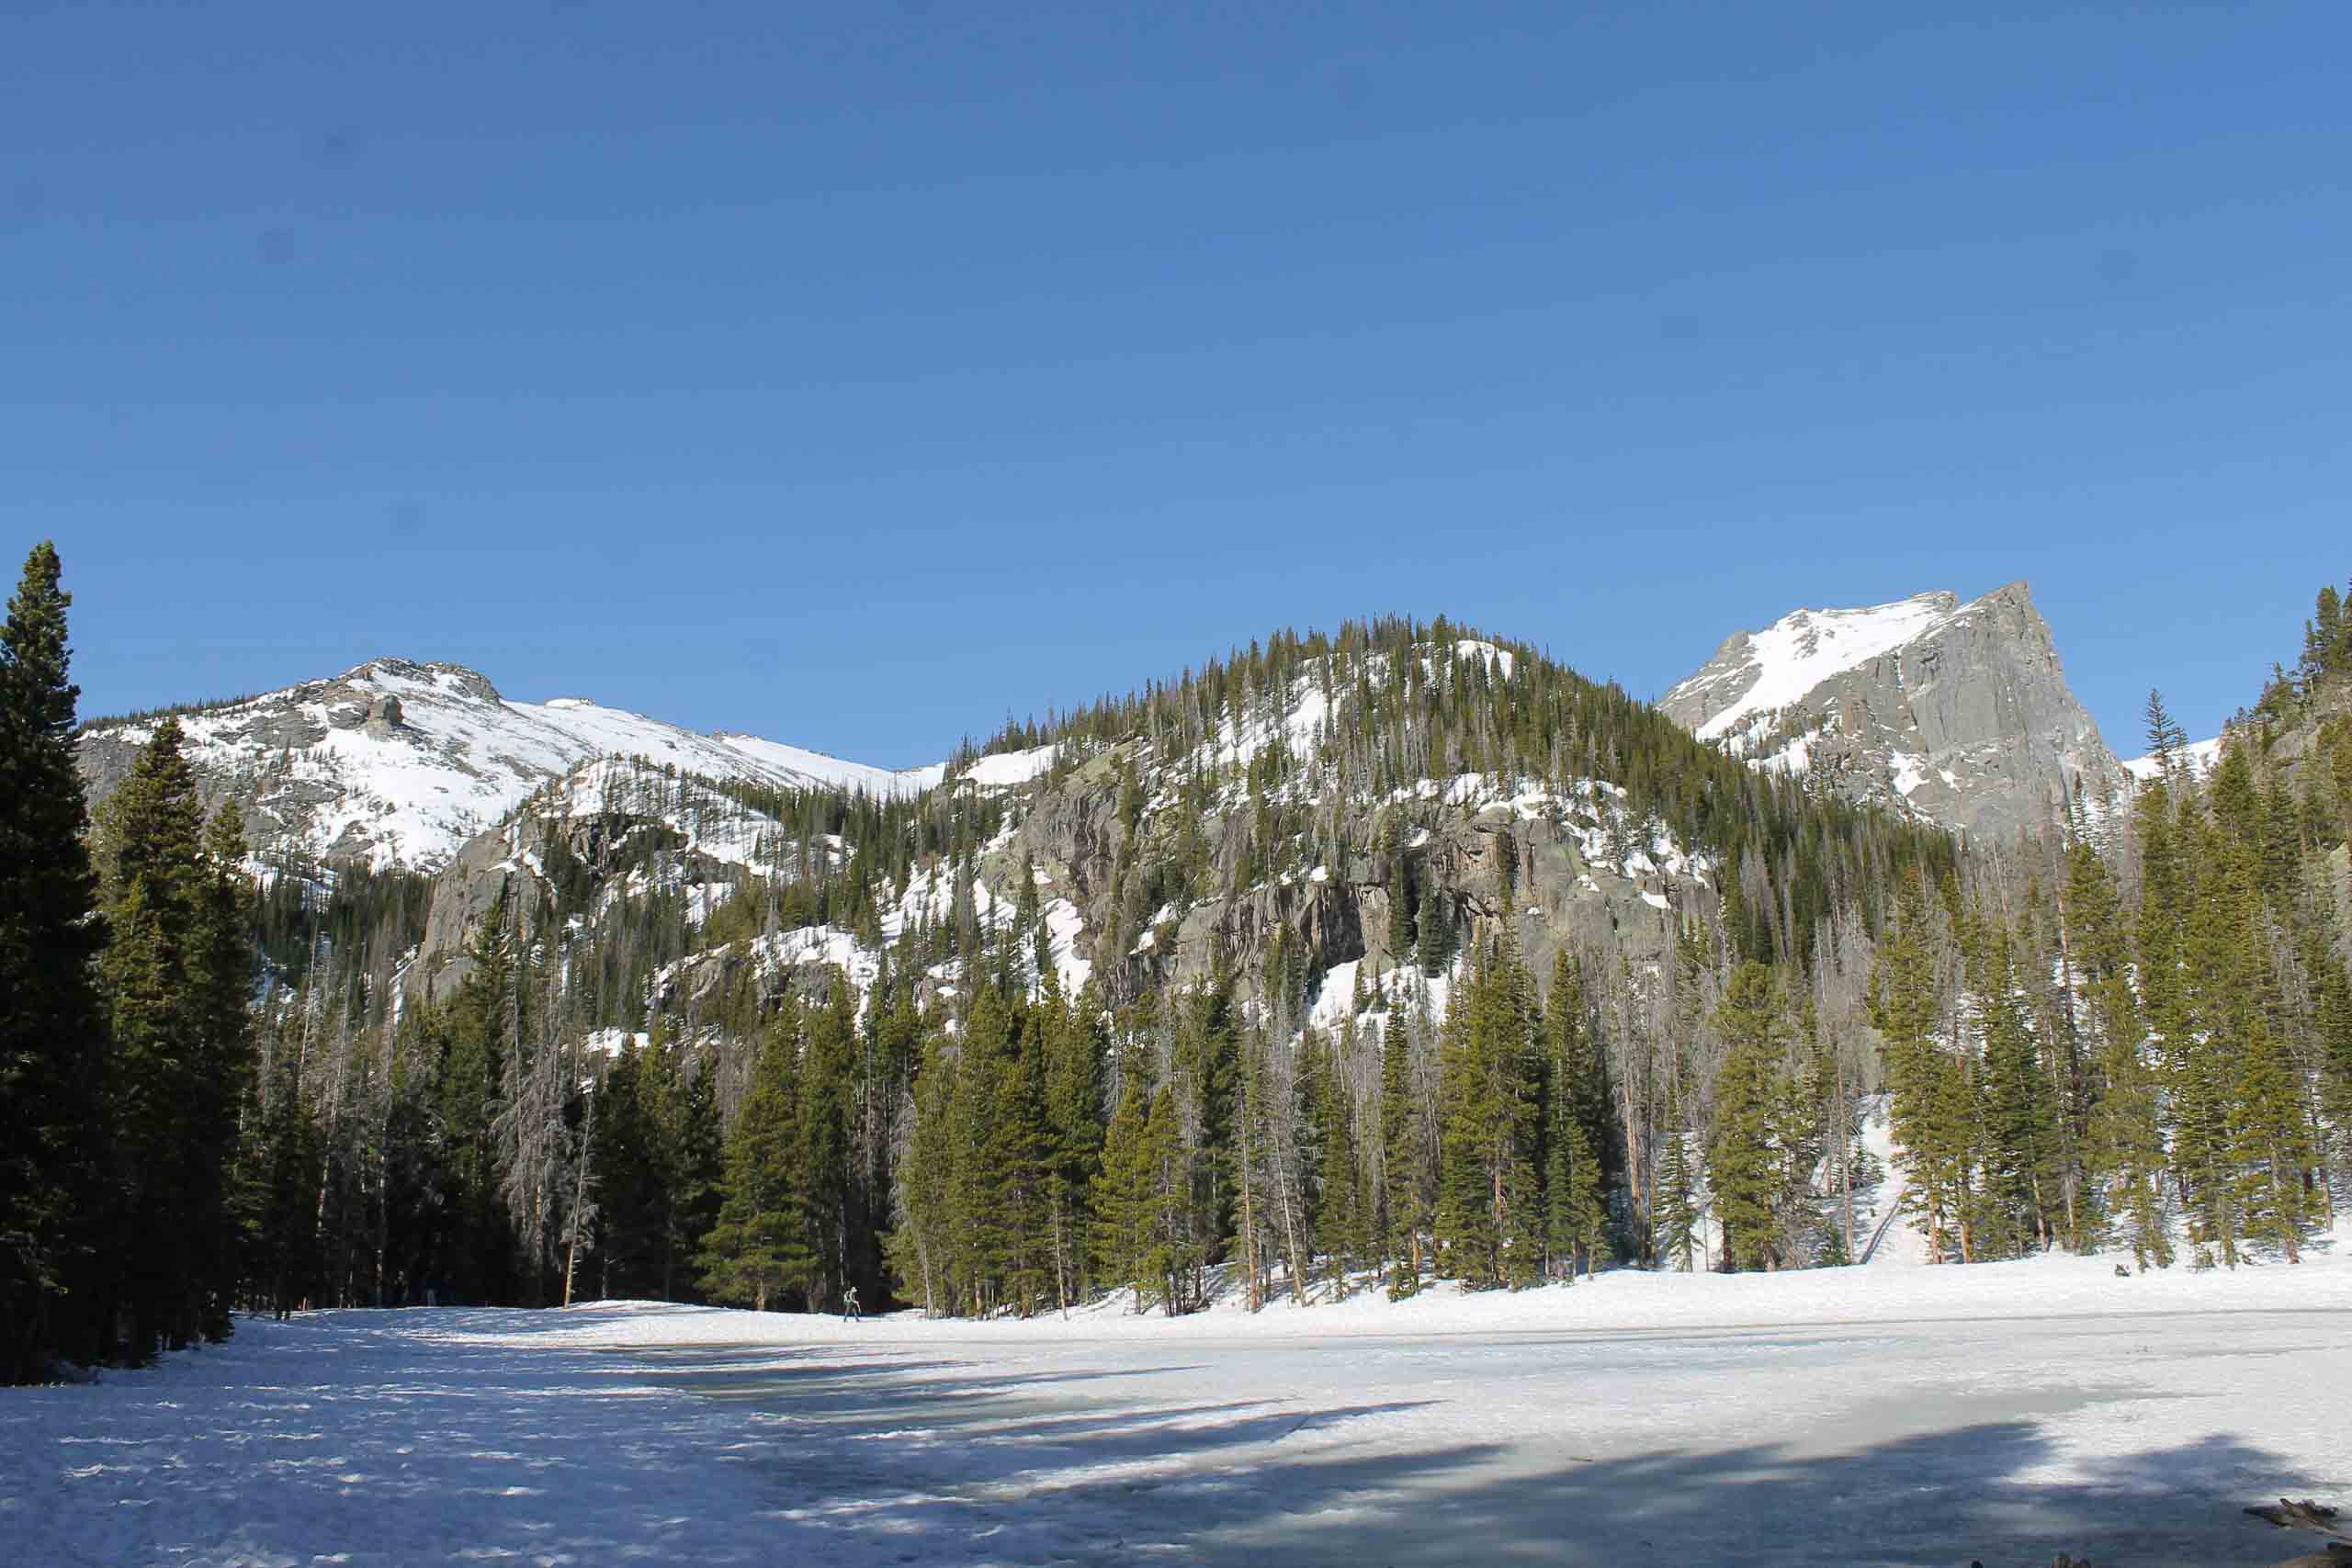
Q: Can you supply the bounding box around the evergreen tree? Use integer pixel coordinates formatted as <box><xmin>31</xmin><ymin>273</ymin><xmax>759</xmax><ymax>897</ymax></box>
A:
<box><xmin>1542</xmin><ymin>952</ymin><xmax>1609</xmax><ymax>1280</ymax></box>
<box><xmin>1873</xmin><ymin>889</ymin><xmax>1970</xmax><ymax>1263</ymax></box>
<box><xmin>0</xmin><ymin>542</ymin><xmax>111</xmax><ymax>1379</ymax></box>
<box><xmin>698</xmin><ymin>1008</ymin><xmax>811</xmax><ymax>1311</ymax></box>
<box><xmin>1973</xmin><ymin>923</ymin><xmax>2055</xmax><ymax>1258</ymax></box>
<box><xmin>94</xmin><ymin>719</ymin><xmax>254</xmax><ymax>1356</ymax></box>
<box><xmin>1090</xmin><ymin>1052</ymin><xmax>1160</xmax><ymax>1311</ymax></box>
<box><xmin>2142</xmin><ymin>689</ymin><xmax>2189</xmax><ymax>776</ymax></box>
<box><xmin>1708</xmin><ymin>962</ymin><xmax>1789</xmax><ymax>1271</ymax></box>
<box><xmin>2069</xmin><ymin>841</ymin><xmax>2169</xmax><ymax>1269</ymax></box>
<box><xmin>1378</xmin><ymin>1019</ymin><xmax>1426</xmax><ymax>1297</ymax></box>
<box><xmin>1435</xmin><ymin>944</ymin><xmax>1536</xmax><ymax>1288</ymax></box>
<box><xmin>1654</xmin><ymin>1073</ymin><xmax>1702</xmax><ymax>1271</ymax></box>
<box><xmin>1042</xmin><ymin>983</ymin><xmax>1108</xmax><ymax>1309</ymax></box>
<box><xmin>1304</xmin><ymin>1027</ymin><xmax>1366</xmax><ymax>1296</ymax></box>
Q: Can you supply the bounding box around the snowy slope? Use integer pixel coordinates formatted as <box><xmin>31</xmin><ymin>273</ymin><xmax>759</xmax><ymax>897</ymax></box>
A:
<box><xmin>2121</xmin><ymin>734</ymin><xmax>2226</xmax><ymax>783</ymax></box>
<box><xmin>1664</xmin><ymin>591</ymin><xmax>1962</xmax><ymax>750</ymax></box>
<box><xmin>77</xmin><ymin>659</ymin><xmax>943</xmax><ymax>871</ymax></box>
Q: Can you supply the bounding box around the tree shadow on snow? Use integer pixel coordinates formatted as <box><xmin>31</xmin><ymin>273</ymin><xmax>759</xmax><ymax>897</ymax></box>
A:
<box><xmin>689</xmin><ymin>1349</ymin><xmax>2339</xmax><ymax>1568</ymax></box>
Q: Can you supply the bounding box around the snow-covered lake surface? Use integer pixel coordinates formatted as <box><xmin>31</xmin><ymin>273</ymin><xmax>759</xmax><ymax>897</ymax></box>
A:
<box><xmin>8</xmin><ymin>1245</ymin><xmax>2351</xmax><ymax>1566</ymax></box>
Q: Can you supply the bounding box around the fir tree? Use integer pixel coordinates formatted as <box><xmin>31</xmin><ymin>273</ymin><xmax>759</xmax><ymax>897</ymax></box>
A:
<box><xmin>699</xmin><ymin>1008</ymin><xmax>811</xmax><ymax>1311</ymax></box>
<box><xmin>2142</xmin><ymin>689</ymin><xmax>2189</xmax><ymax>776</ymax></box>
<box><xmin>1873</xmin><ymin>888</ymin><xmax>1970</xmax><ymax>1263</ymax></box>
<box><xmin>2070</xmin><ymin>841</ymin><xmax>2169</xmax><ymax>1269</ymax></box>
<box><xmin>1378</xmin><ymin>1019</ymin><xmax>1425</xmax><ymax>1297</ymax></box>
<box><xmin>1542</xmin><ymin>952</ymin><xmax>1609</xmax><ymax>1280</ymax></box>
<box><xmin>1708</xmin><ymin>962</ymin><xmax>1788</xmax><ymax>1271</ymax></box>
<box><xmin>1090</xmin><ymin>1052</ymin><xmax>1159</xmax><ymax>1311</ymax></box>
<box><xmin>0</xmin><ymin>543</ymin><xmax>111</xmax><ymax>1378</ymax></box>
<box><xmin>1653</xmin><ymin>1074</ymin><xmax>1702</xmax><ymax>1271</ymax></box>
<box><xmin>1435</xmin><ymin>944</ymin><xmax>1536</xmax><ymax>1288</ymax></box>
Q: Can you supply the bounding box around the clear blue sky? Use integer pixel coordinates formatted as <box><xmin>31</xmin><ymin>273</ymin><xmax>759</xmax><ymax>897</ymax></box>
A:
<box><xmin>8</xmin><ymin>2</ymin><xmax>2346</xmax><ymax>764</ymax></box>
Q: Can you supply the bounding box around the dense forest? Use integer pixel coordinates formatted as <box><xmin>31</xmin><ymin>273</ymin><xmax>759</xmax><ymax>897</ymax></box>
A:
<box><xmin>6</xmin><ymin>541</ymin><xmax>2349</xmax><ymax>1382</ymax></box>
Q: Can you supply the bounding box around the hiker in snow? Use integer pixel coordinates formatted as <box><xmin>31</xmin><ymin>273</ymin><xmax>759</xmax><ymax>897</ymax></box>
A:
<box><xmin>842</xmin><ymin>1286</ymin><xmax>861</xmax><ymax>1322</ymax></box>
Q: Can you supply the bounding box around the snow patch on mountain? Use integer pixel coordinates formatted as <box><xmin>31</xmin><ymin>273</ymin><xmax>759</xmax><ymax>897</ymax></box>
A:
<box><xmin>958</xmin><ymin>744</ymin><xmax>1061</xmax><ymax>790</ymax></box>
<box><xmin>2121</xmin><ymin>734</ymin><xmax>2225</xmax><ymax>782</ymax></box>
<box><xmin>1667</xmin><ymin>592</ymin><xmax>1959</xmax><ymax>751</ymax></box>
<box><xmin>80</xmin><ymin>659</ymin><xmax>943</xmax><ymax>871</ymax></box>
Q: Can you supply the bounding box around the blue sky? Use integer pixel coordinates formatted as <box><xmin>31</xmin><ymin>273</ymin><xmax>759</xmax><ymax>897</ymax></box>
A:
<box><xmin>8</xmin><ymin>2</ymin><xmax>2346</xmax><ymax>765</ymax></box>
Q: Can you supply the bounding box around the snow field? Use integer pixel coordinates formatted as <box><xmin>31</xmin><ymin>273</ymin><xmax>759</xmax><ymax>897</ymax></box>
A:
<box><xmin>9</xmin><ymin>1239</ymin><xmax>2350</xmax><ymax>1567</ymax></box>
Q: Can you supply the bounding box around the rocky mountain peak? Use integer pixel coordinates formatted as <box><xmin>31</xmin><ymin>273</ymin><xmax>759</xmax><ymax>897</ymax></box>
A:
<box><xmin>1662</xmin><ymin>581</ymin><xmax>2127</xmax><ymax>841</ymax></box>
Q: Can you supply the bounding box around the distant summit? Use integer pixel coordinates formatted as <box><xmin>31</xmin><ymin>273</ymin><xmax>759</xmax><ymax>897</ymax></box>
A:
<box><xmin>74</xmin><ymin>658</ymin><xmax>944</xmax><ymax>871</ymax></box>
<box><xmin>1662</xmin><ymin>582</ymin><xmax>2129</xmax><ymax>840</ymax></box>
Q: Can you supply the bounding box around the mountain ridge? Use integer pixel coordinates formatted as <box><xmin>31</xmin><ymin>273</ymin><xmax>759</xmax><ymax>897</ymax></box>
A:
<box><xmin>74</xmin><ymin>656</ymin><xmax>944</xmax><ymax>872</ymax></box>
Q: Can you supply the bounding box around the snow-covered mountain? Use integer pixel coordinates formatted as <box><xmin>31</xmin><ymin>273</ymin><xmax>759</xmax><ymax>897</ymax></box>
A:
<box><xmin>2120</xmin><ymin>734</ymin><xmax>2226</xmax><ymax>783</ymax></box>
<box><xmin>75</xmin><ymin>659</ymin><xmax>944</xmax><ymax>872</ymax></box>
<box><xmin>1661</xmin><ymin>582</ymin><xmax>2129</xmax><ymax>840</ymax></box>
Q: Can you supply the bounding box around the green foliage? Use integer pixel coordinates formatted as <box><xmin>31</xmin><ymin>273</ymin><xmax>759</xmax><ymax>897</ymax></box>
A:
<box><xmin>0</xmin><ymin>543</ymin><xmax>111</xmax><ymax>1378</ymax></box>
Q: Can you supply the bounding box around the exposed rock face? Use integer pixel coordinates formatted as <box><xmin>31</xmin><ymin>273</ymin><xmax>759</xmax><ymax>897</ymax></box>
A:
<box><xmin>401</xmin><ymin>756</ymin><xmax>834</xmax><ymax>1005</ymax></box>
<box><xmin>1662</xmin><ymin>582</ymin><xmax>2128</xmax><ymax>842</ymax></box>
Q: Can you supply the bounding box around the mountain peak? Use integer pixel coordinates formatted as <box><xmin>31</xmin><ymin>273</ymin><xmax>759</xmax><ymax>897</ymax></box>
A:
<box><xmin>75</xmin><ymin>658</ymin><xmax>940</xmax><ymax>871</ymax></box>
<box><xmin>1662</xmin><ymin>583</ymin><xmax>2123</xmax><ymax>840</ymax></box>
<box><xmin>1663</xmin><ymin>590</ymin><xmax>1966</xmax><ymax>747</ymax></box>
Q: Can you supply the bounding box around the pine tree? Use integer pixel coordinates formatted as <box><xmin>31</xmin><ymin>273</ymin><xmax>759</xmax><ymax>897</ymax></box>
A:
<box><xmin>1304</xmin><ymin>1027</ymin><xmax>1365</xmax><ymax>1297</ymax></box>
<box><xmin>1042</xmin><ymin>983</ymin><xmax>1107</xmax><ymax>1309</ymax></box>
<box><xmin>246</xmin><ymin>1040</ymin><xmax>323</xmax><ymax>1319</ymax></box>
<box><xmin>1090</xmin><ymin>1052</ymin><xmax>1159</xmax><ymax>1312</ymax></box>
<box><xmin>0</xmin><ymin>542</ymin><xmax>111</xmax><ymax>1378</ymax></box>
<box><xmin>1436</xmin><ymin>945</ymin><xmax>1536</xmax><ymax>1288</ymax></box>
<box><xmin>1542</xmin><ymin>952</ymin><xmax>1609</xmax><ymax>1280</ymax></box>
<box><xmin>1708</xmin><ymin>962</ymin><xmax>1788</xmax><ymax>1271</ymax></box>
<box><xmin>698</xmin><ymin>1009</ymin><xmax>811</xmax><ymax>1311</ymax></box>
<box><xmin>2202</xmin><ymin>841</ymin><xmax>2317</xmax><ymax>1261</ymax></box>
<box><xmin>1654</xmin><ymin>1073</ymin><xmax>1702</xmax><ymax>1271</ymax></box>
<box><xmin>1973</xmin><ymin>923</ymin><xmax>2055</xmax><ymax>1258</ymax></box>
<box><xmin>1378</xmin><ymin>1019</ymin><xmax>1425</xmax><ymax>1297</ymax></box>
<box><xmin>2070</xmin><ymin>841</ymin><xmax>2169</xmax><ymax>1269</ymax></box>
<box><xmin>795</xmin><ymin>982</ymin><xmax>858</xmax><ymax>1312</ymax></box>
<box><xmin>2142</xmin><ymin>689</ymin><xmax>2190</xmax><ymax>776</ymax></box>
<box><xmin>1873</xmin><ymin>889</ymin><xmax>1969</xmax><ymax>1263</ymax></box>
<box><xmin>2170</xmin><ymin>817</ymin><xmax>2244</xmax><ymax>1265</ymax></box>
<box><xmin>187</xmin><ymin>802</ymin><xmax>258</xmax><ymax>1337</ymax></box>
<box><xmin>90</xmin><ymin>719</ymin><xmax>255</xmax><ymax>1354</ymax></box>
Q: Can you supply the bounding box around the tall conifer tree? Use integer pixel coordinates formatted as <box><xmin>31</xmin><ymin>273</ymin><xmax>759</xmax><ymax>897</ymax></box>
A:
<box><xmin>0</xmin><ymin>542</ymin><xmax>110</xmax><ymax>1378</ymax></box>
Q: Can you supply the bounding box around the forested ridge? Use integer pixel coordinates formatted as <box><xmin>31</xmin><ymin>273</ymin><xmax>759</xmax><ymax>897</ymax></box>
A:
<box><xmin>6</xmin><ymin>544</ymin><xmax>2349</xmax><ymax>1382</ymax></box>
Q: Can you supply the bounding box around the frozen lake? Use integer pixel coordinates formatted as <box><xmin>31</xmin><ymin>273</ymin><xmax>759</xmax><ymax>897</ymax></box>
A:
<box><xmin>7</xmin><ymin>1253</ymin><xmax>2349</xmax><ymax>1566</ymax></box>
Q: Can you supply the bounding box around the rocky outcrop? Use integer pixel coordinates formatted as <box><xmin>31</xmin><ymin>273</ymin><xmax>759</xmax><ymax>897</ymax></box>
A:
<box><xmin>1663</xmin><ymin>581</ymin><xmax>2129</xmax><ymax>842</ymax></box>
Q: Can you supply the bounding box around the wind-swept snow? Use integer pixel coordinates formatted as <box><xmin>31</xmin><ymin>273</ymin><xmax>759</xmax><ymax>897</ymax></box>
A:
<box><xmin>12</xmin><ymin>1240</ymin><xmax>2349</xmax><ymax>1568</ymax></box>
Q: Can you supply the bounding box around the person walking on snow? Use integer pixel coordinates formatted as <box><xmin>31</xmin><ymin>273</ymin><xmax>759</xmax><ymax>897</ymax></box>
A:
<box><xmin>842</xmin><ymin>1285</ymin><xmax>861</xmax><ymax>1323</ymax></box>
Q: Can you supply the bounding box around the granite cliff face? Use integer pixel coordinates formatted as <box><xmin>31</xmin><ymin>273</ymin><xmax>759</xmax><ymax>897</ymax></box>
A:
<box><xmin>1662</xmin><ymin>582</ymin><xmax>2128</xmax><ymax>841</ymax></box>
